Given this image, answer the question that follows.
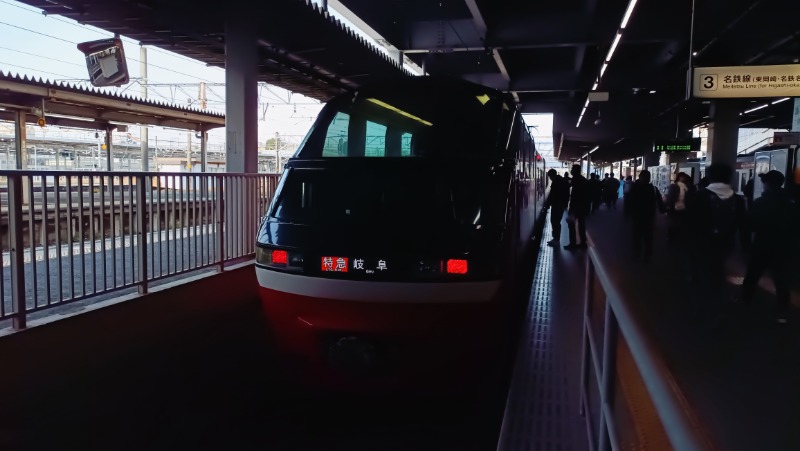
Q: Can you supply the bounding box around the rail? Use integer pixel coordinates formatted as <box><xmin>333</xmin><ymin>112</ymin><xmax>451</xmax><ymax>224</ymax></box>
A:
<box><xmin>580</xmin><ymin>243</ymin><xmax>716</xmax><ymax>451</ymax></box>
<box><xmin>0</xmin><ymin>170</ymin><xmax>280</xmax><ymax>330</ymax></box>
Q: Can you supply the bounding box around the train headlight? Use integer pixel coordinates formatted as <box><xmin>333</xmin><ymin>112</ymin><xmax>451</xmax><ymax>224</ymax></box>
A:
<box><xmin>256</xmin><ymin>246</ymin><xmax>304</xmax><ymax>272</ymax></box>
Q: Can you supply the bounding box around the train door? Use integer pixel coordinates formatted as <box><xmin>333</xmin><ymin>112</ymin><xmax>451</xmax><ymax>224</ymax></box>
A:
<box><xmin>753</xmin><ymin>149</ymin><xmax>789</xmax><ymax>200</ymax></box>
<box><xmin>753</xmin><ymin>151</ymin><xmax>771</xmax><ymax>200</ymax></box>
<box><xmin>734</xmin><ymin>158</ymin><xmax>754</xmax><ymax>195</ymax></box>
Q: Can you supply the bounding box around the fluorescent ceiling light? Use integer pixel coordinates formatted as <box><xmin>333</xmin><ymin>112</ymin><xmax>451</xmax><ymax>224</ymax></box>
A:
<box><xmin>744</xmin><ymin>104</ymin><xmax>768</xmax><ymax>114</ymax></box>
<box><xmin>771</xmin><ymin>97</ymin><xmax>790</xmax><ymax>105</ymax></box>
<box><xmin>581</xmin><ymin>147</ymin><xmax>599</xmax><ymax>159</ymax></box>
<box><xmin>592</xmin><ymin>82</ymin><xmax>599</xmax><ymax>91</ymax></box>
<box><xmin>46</xmin><ymin>113</ymin><xmax>94</xmax><ymax>122</ymax></box>
<box><xmin>600</xmin><ymin>62</ymin><xmax>608</xmax><ymax>78</ymax></box>
<box><xmin>606</xmin><ymin>32</ymin><xmax>622</xmax><ymax>62</ymax></box>
<box><xmin>620</xmin><ymin>0</ymin><xmax>639</xmax><ymax>29</ymax></box>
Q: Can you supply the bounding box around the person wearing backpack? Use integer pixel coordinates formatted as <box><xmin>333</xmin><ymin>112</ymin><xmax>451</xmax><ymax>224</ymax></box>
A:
<box><xmin>686</xmin><ymin>163</ymin><xmax>749</xmax><ymax>314</ymax></box>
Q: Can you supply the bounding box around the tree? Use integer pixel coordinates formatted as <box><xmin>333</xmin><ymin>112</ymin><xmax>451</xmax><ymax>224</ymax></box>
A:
<box><xmin>264</xmin><ymin>137</ymin><xmax>279</xmax><ymax>150</ymax></box>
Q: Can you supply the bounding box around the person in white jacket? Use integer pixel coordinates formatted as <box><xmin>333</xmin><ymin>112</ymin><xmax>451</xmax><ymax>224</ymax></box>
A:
<box><xmin>665</xmin><ymin>172</ymin><xmax>693</xmax><ymax>242</ymax></box>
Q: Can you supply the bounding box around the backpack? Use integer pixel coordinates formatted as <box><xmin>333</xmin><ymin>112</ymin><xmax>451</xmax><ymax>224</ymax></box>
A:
<box><xmin>702</xmin><ymin>189</ymin><xmax>738</xmax><ymax>245</ymax></box>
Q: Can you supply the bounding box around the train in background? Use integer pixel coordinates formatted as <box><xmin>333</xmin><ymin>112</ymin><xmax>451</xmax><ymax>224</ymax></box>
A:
<box><xmin>657</xmin><ymin>139</ymin><xmax>799</xmax><ymax>200</ymax></box>
<box><xmin>254</xmin><ymin>76</ymin><xmax>547</xmax><ymax>391</ymax></box>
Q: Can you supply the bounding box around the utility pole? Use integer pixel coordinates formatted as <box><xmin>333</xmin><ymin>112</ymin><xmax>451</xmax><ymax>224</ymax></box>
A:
<box><xmin>199</xmin><ymin>82</ymin><xmax>207</xmax><ymax>110</ymax></box>
<box><xmin>140</xmin><ymin>45</ymin><xmax>149</xmax><ymax>171</ymax></box>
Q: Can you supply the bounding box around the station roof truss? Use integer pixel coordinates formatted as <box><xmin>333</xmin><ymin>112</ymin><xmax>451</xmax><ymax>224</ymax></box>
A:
<box><xmin>14</xmin><ymin>0</ymin><xmax>800</xmax><ymax>162</ymax></box>
<box><xmin>0</xmin><ymin>71</ymin><xmax>225</xmax><ymax>131</ymax></box>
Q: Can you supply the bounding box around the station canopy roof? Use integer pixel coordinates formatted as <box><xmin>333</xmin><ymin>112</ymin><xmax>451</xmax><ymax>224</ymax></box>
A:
<box><xmin>16</xmin><ymin>0</ymin><xmax>800</xmax><ymax>162</ymax></box>
<box><xmin>0</xmin><ymin>70</ymin><xmax>225</xmax><ymax>131</ymax></box>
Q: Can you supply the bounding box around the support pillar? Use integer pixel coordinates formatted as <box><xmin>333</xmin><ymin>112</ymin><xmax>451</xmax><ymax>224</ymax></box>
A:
<box><xmin>706</xmin><ymin>99</ymin><xmax>740</xmax><ymax>182</ymax></box>
<box><xmin>140</xmin><ymin>46</ymin><xmax>150</xmax><ymax>172</ymax></box>
<box><xmin>105</xmin><ymin>127</ymin><xmax>113</xmax><ymax>171</ymax></box>
<box><xmin>13</xmin><ymin>110</ymin><xmax>30</xmax><ymax>205</ymax></box>
<box><xmin>200</xmin><ymin>127</ymin><xmax>207</xmax><ymax>173</ymax></box>
<box><xmin>644</xmin><ymin>139</ymin><xmax>660</xmax><ymax>168</ymax></box>
<box><xmin>585</xmin><ymin>153</ymin><xmax>591</xmax><ymax>177</ymax></box>
<box><xmin>225</xmin><ymin>13</ymin><xmax>259</xmax><ymax>174</ymax></box>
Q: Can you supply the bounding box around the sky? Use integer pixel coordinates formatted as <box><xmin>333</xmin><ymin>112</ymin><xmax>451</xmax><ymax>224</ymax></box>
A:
<box><xmin>0</xmin><ymin>0</ymin><xmax>554</xmax><ymax>156</ymax></box>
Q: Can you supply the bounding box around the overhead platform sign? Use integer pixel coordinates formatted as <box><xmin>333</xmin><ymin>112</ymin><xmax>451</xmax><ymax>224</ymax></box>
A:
<box><xmin>654</xmin><ymin>137</ymin><xmax>701</xmax><ymax>152</ymax></box>
<box><xmin>692</xmin><ymin>64</ymin><xmax>800</xmax><ymax>98</ymax></box>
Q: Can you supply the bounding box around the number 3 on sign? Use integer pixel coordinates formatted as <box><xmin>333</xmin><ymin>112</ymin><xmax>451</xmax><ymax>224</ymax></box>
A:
<box><xmin>699</xmin><ymin>74</ymin><xmax>717</xmax><ymax>91</ymax></box>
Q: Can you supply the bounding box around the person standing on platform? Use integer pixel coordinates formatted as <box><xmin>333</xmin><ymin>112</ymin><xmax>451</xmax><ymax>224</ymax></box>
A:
<box><xmin>622</xmin><ymin>175</ymin><xmax>634</xmax><ymax>216</ymax></box>
<box><xmin>545</xmin><ymin>169</ymin><xmax>570</xmax><ymax>247</ymax></box>
<box><xmin>628</xmin><ymin>170</ymin><xmax>665</xmax><ymax>262</ymax></box>
<box><xmin>603</xmin><ymin>173</ymin><xmax>620</xmax><ymax>209</ymax></box>
<box><xmin>589</xmin><ymin>173</ymin><xmax>603</xmax><ymax>214</ymax></box>
<box><xmin>665</xmin><ymin>172</ymin><xmax>691</xmax><ymax>243</ymax></box>
<box><xmin>564</xmin><ymin>165</ymin><xmax>590</xmax><ymax>250</ymax></box>
<box><xmin>686</xmin><ymin>163</ymin><xmax>749</xmax><ymax>317</ymax></box>
<box><xmin>741</xmin><ymin>170</ymin><xmax>794</xmax><ymax>324</ymax></box>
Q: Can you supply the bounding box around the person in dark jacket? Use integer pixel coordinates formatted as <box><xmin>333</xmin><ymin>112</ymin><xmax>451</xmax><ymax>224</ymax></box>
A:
<box><xmin>564</xmin><ymin>164</ymin><xmax>590</xmax><ymax>250</ymax></box>
<box><xmin>589</xmin><ymin>174</ymin><xmax>603</xmax><ymax>214</ymax></box>
<box><xmin>628</xmin><ymin>170</ymin><xmax>665</xmax><ymax>262</ymax></box>
<box><xmin>622</xmin><ymin>175</ymin><xmax>634</xmax><ymax>216</ymax></box>
<box><xmin>741</xmin><ymin>170</ymin><xmax>794</xmax><ymax>323</ymax></box>
<box><xmin>545</xmin><ymin>169</ymin><xmax>570</xmax><ymax>247</ymax></box>
<box><xmin>686</xmin><ymin>163</ymin><xmax>749</xmax><ymax>317</ymax></box>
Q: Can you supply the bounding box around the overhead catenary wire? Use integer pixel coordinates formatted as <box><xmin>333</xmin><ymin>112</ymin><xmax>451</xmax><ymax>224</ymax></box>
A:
<box><xmin>0</xmin><ymin>20</ymin><xmax>219</xmax><ymax>83</ymax></box>
<box><xmin>0</xmin><ymin>60</ymin><xmax>73</xmax><ymax>78</ymax></box>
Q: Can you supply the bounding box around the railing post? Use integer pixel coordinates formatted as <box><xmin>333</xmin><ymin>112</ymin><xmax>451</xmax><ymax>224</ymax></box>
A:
<box><xmin>8</xmin><ymin>173</ymin><xmax>27</xmax><ymax>330</ymax></box>
<box><xmin>136</xmin><ymin>174</ymin><xmax>148</xmax><ymax>295</ymax></box>
<box><xmin>216</xmin><ymin>174</ymin><xmax>225</xmax><ymax>272</ymax></box>
<box><xmin>598</xmin><ymin>298</ymin><xmax>619</xmax><ymax>451</ymax></box>
<box><xmin>579</xmin><ymin>253</ymin><xmax>595</xmax><ymax>416</ymax></box>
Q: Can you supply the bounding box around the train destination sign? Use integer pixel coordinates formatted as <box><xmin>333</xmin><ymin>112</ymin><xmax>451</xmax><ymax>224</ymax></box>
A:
<box><xmin>693</xmin><ymin>64</ymin><xmax>800</xmax><ymax>98</ymax></box>
<box><xmin>654</xmin><ymin>138</ymin><xmax>701</xmax><ymax>152</ymax></box>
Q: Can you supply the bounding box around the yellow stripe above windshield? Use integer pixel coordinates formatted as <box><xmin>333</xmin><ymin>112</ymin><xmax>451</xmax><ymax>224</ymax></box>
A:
<box><xmin>366</xmin><ymin>98</ymin><xmax>433</xmax><ymax>126</ymax></box>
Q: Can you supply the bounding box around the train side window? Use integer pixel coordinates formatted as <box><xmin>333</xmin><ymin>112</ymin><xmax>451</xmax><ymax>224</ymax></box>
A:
<box><xmin>322</xmin><ymin>112</ymin><xmax>350</xmax><ymax>157</ymax></box>
<box><xmin>365</xmin><ymin>121</ymin><xmax>387</xmax><ymax>157</ymax></box>
<box><xmin>401</xmin><ymin>133</ymin><xmax>412</xmax><ymax>157</ymax></box>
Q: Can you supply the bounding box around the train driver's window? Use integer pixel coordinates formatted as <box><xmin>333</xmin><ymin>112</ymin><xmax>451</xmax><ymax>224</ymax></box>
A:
<box><xmin>322</xmin><ymin>112</ymin><xmax>350</xmax><ymax>157</ymax></box>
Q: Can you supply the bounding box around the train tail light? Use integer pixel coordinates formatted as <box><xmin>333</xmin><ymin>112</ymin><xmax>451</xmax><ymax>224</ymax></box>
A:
<box><xmin>445</xmin><ymin>259</ymin><xmax>468</xmax><ymax>275</ymax></box>
<box><xmin>256</xmin><ymin>246</ymin><xmax>303</xmax><ymax>271</ymax></box>
<box><xmin>271</xmin><ymin>250</ymin><xmax>288</xmax><ymax>265</ymax></box>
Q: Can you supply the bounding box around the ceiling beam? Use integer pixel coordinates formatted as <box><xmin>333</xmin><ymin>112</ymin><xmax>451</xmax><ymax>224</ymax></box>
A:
<box><xmin>463</xmin><ymin>0</ymin><xmax>516</xmax><ymax>100</ymax></box>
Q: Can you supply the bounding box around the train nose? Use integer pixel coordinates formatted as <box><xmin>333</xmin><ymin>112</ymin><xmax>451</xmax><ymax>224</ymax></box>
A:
<box><xmin>326</xmin><ymin>336</ymin><xmax>377</xmax><ymax>373</ymax></box>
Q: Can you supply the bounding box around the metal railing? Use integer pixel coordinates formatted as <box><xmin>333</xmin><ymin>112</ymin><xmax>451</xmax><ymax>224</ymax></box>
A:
<box><xmin>0</xmin><ymin>170</ymin><xmax>280</xmax><ymax>330</ymax></box>
<box><xmin>580</xmin><ymin>244</ymin><xmax>716</xmax><ymax>451</ymax></box>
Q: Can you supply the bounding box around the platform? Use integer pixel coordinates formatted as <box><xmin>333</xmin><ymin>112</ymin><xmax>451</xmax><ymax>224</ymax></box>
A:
<box><xmin>578</xmin><ymin>204</ymin><xmax>800</xmax><ymax>451</ymax></box>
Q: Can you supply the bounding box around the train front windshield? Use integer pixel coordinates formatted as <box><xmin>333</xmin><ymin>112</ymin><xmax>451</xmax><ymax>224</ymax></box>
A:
<box><xmin>271</xmin><ymin>163</ymin><xmax>509</xmax><ymax>228</ymax></box>
<box><xmin>294</xmin><ymin>83</ymin><xmax>512</xmax><ymax>159</ymax></box>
